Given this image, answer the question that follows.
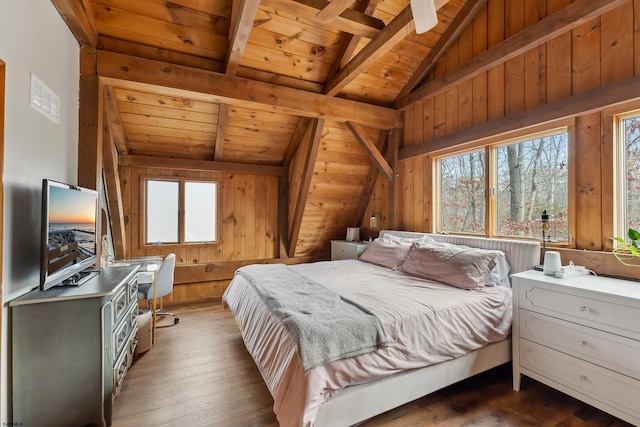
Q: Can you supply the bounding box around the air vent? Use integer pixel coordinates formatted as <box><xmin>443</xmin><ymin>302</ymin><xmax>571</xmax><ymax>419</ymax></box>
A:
<box><xmin>30</xmin><ymin>73</ymin><xmax>60</xmax><ymax>123</ymax></box>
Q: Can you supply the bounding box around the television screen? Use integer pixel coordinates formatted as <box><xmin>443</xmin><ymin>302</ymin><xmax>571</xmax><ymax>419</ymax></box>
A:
<box><xmin>41</xmin><ymin>179</ymin><xmax>98</xmax><ymax>291</ymax></box>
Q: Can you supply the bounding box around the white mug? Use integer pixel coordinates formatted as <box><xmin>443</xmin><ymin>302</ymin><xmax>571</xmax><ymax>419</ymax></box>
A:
<box><xmin>543</xmin><ymin>251</ymin><xmax>562</xmax><ymax>276</ymax></box>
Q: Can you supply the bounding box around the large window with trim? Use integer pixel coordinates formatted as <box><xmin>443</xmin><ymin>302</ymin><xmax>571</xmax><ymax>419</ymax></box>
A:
<box><xmin>144</xmin><ymin>178</ymin><xmax>218</xmax><ymax>245</ymax></box>
<box><xmin>615</xmin><ymin>111</ymin><xmax>640</xmax><ymax>240</ymax></box>
<box><xmin>436</xmin><ymin>129</ymin><xmax>569</xmax><ymax>242</ymax></box>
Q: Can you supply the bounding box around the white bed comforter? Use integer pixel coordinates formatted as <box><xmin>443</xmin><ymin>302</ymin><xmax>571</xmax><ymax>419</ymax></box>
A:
<box><xmin>222</xmin><ymin>259</ymin><xmax>512</xmax><ymax>427</ymax></box>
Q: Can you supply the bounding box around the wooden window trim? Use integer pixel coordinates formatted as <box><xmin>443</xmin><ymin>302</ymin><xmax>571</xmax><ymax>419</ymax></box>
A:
<box><xmin>432</xmin><ymin>125</ymin><xmax>574</xmax><ymax>246</ymax></box>
<box><xmin>608</xmin><ymin>102</ymin><xmax>640</xmax><ymax>248</ymax></box>
<box><xmin>139</xmin><ymin>175</ymin><xmax>221</xmax><ymax>248</ymax></box>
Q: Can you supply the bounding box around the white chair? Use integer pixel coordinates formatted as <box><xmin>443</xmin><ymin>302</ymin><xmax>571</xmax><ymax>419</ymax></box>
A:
<box><xmin>137</xmin><ymin>253</ymin><xmax>179</xmax><ymax>327</ymax></box>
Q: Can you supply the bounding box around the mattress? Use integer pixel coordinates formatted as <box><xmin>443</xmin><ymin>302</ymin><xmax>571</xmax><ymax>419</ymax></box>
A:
<box><xmin>222</xmin><ymin>259</ymin><xmax>513</xmax><ymax>427</ymax></box>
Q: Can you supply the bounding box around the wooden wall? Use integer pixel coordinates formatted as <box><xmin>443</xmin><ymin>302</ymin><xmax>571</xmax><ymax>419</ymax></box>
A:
<box><xmin>398</xmin><ymin>0</ymin><xmax>640</xmax><ymax>279</ymax></box>
<box><xmin>119</xmin><ymin>166</ymin><xmax>280</xmax><ymax>303</ymax></box>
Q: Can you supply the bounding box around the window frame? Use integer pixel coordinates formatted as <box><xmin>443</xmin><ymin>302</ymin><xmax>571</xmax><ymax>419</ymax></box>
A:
<box><xmin>432</xmin><ymin>123</ymin><xmax>575</xmax><ymax>247</ymax></box>
<box><xmin>141</xmin><ymin>176</ymin><xmax>220</xmax><ymax>247</ymax></box>
<box><xmin>613</xmin><ymin>108</ymin><xmax>640</xmax><ymax>244</ymax></box>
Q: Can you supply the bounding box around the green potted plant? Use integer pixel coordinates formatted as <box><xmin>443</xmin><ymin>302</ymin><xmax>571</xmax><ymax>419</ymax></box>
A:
<box><xmin>611</xmin><ymin>227</ymin><xmax>640</xmax><ymax>266</ymax></box>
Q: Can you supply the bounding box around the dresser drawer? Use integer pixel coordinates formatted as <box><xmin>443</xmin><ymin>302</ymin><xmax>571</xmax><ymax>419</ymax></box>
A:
<box><xmin>127</xmin><ymin>275</ymin><xmax>138</xmax><ymax>304</ymax></box>
<box><xmin>519</xmin><ymin>310</ymin><xmax>640</xmax><ymax>380</ymax></box>
<box><xmin>518</xmin><ymin>282</ymin><xmax>640</xmax><ymax>339</ymax></box>
<box><xmin>520</xmin><ymin>339</ymin><xmax>640</xmax><ymax>422</ymax></box>
<box><xmin>112</xmin><ymin>288</ymin><xmax>128</xmax><ymax>327</ymax></box>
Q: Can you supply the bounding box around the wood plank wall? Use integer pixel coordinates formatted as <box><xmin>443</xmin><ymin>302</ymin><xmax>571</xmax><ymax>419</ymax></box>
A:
<box><xmin>399</xmin><ymin>0</ymin><xmax>640</xmax><ymax>279</ymax></box>
<box><xmin>119</xmin><ymin>166</ymin><xmax>279</xmax><ymax>303</ymax></box>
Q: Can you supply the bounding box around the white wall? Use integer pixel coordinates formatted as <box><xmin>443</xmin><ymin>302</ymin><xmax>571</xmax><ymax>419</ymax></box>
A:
<box><xmin>0</xmin><ymin>0</ymin><xmax>80</xmax><ymax>422</ymax></box>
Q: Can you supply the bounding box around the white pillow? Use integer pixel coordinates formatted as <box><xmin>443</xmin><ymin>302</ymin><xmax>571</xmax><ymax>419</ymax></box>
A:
<box><xmin>421</xmin><ymin>240</ymin><xmax>511</xmax><ymax>287</ymax></box>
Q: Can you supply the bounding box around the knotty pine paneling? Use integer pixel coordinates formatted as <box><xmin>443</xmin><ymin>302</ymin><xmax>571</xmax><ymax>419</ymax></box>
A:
<box><xmin>400</xmin><ymin>0</ymin><xmax>640</xmax><ymax>260</ymax></box>
<box><xmin>120</xmin><ymin>166</ymin><xmax>278</xmax><ymax>304</ymax></box>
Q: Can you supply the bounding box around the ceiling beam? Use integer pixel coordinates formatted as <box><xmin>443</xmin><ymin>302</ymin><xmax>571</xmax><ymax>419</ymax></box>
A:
<box><xmin>396</xmin><ymin>0</ymin><xmax>630</xmax><ymax>109</ymax></box>
<box><xmin>51</xmin><ymin>0</ymin><xmax>98</xmax><ymax>48</ymax></box>
<box><xmin>315</xmin><ymin>0</ymin><xmax>355</xmax><ymax>24</ymax></box>
<box><xmin>325</xmin><ymin>0</ymin><xmax>449</xmax><ymax>97</ymax></box>
<box><xmin>261</xmin><ymin>0</ymin><xmax>384</xmax><ymax>39</ymax></box>
<box><xmin>214</xmin><ymin>104</ymin><xmax>229</xmax><ymax>161</ymax></box>
<box><xmin>102</xmin><ymin>122</ymin><xmax>127</xmax><ymax>259</ymax></box>
<box><xmin>354</xmin><ymin>131</ymin><xmax>388</xmax><ymax>229</ymax></box>
<box><xmin>396</xmin><ymin>0</ymin><xmax>488</xmax><ymax>101</ymax></box>
<box><xmin>119</xmin><ymin>154</ymin><xmax>288</xmax><ymax>176</ymax></box>
<box><xmin>398</xmin><ymin>74</ymin><xmax>640</xmax><ymax>160</ymax></box>
<box><xmin>102</xmin><ymin>85</ymin><xmax>128</xmax><ymax>154</ymax></box>
<box><xmin>226</xmin><ymin>0</ymin><xmax>261</xmax><ymax>76</ymax></box>
<box><xmin>325</xmin><ymin>5</ymin><xmax>413</xmax><ymax>96</ymax></box>
<box><xmin>326</xmin><ymin>0</ymin><xmax>380</xmax><ymax>80</ymax></box>
<box><xmin>97</xmin><ymin>51</ymin><xmax>402</xmax><ymax>130</ymax></box>
<box><xmin>346</xmin><ymin>121</ymin><xmax>392</xmax><ymax>180</ymax></box>
<box><xmin>288</xmin><ymin>119</ymin><xmax>325</xmax><ymax>258</ymax></box>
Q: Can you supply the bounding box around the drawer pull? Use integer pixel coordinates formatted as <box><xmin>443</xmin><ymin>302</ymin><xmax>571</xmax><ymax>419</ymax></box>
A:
<box><xmin>579</xmin><ymin>340</ymin><xmax>588</xmax><ymax>347</ymax></box>
<box><xmin>579</xmin><ymin>375</ymin><xmax>588</xmax><ymax>382</ymax></box>
<box><xmin>579</xmin><ymin>306</ymin><xmax>590</xmax><ymax>312</ymax></box>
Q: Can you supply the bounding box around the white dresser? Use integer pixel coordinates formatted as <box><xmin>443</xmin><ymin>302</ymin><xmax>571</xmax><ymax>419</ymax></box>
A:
<box><xmin>512</xmin><ymin>270</ymin><xmax>640</xmax><ymax>426</ymax></box>
<box><xmin>330</xmin><ymin>240</ymin><xmax>369</xmax><ymax>260</ymax></box>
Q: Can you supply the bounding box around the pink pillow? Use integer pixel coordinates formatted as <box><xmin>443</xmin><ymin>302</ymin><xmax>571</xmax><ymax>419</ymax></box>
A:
<box><xmin>401</xmin><ymin>243</ymin><xmax>502</xmax><ymax>289</ymax></box>
<box><xmin>359</xmin><ymin>238</ymin><xmax>412</xmax><ymax>269</ymax></box>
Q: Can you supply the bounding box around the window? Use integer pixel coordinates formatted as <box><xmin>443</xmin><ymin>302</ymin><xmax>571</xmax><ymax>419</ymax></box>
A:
<box><xmin>495</xmin><ymin>132</ymin><xmax>568</xmax><ymax>241</ymax></box>
<box><xmin>145</xmin><ymin>179</ymin><xmax>218</xmax><ymax>245</ymax></box>
<box><xmin>616</xmin><ymin>111</ymin><xmax>640</xmax><ymax>239</ymax></box>
<box><xmin>438</xmin><ymin>150</ymin><xmax>486</xmax><ymax>234</ymax></box>
<box><xmin>436</xmin><ymin>129</ymin><xmax>569</xmax><ymax>242</ymax></box>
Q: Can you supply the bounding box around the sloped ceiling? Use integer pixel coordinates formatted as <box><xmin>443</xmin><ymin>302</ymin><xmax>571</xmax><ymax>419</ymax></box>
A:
<box><xmin>52</xmin><ymin>0</ymin><xmax>485</xmax><ymax>256</ymax></box>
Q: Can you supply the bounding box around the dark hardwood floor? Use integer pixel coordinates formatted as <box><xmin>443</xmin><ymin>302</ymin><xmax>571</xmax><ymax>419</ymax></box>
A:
<box><xmin>113</xmin><ymin>300</ymin><xmax>633</xmax><ymax>427</ymax></box>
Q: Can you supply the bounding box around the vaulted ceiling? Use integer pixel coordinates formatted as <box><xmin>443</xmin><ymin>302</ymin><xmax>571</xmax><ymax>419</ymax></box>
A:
<box><xmin>52</xmin><ymin>0</ymin><xmax>487</xmax><ymax>257</ymax></box>
<box><xmin>55</xmin><ymin>0</ymin><xmax>481</xmax><ymax>163</ymax></box>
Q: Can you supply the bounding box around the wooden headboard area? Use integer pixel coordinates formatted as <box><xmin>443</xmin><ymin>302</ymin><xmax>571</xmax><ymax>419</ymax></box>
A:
<box><xmin>379</xmin><ymin>230</ymin><xmax>541</xmax><ymax>277</ymax></box>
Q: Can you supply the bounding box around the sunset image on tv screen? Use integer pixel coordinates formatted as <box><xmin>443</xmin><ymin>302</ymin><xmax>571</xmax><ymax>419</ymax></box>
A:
<box><xmin>48</xmin><ymin>186</ymin><xmax>96</xmax><ymax>255</ymax></box>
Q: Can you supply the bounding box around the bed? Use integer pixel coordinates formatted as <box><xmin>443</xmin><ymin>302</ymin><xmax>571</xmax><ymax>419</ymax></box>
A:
<box><xmin>222</xmin><ymin>230</ymin><xmax>540</xmax><ymax>426</ymax></box>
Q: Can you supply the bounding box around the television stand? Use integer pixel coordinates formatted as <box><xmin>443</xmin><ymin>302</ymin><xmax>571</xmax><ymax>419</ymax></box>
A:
<box><xmin>59</xmin><ymin>269</ymin><xmax>100</xmax><ymax>287</ymax></box>
<box><xmin>11</xmin><ymin>265</ymin><xmax>140</xmax><ymax>427</ymax></box>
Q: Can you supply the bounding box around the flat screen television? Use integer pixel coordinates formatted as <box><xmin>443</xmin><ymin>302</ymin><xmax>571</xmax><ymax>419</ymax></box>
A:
<box><xmin>40</xmin><ymin>179</ymin><xmax>99</xmax><ymax>291</ymax></box>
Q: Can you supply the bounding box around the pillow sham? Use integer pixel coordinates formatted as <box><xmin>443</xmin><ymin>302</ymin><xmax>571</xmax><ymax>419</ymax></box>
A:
<box><xmin>359</xmin><ymin>238</ymin><xmax>412</xmax><ymax>269</ymax></box>
<box><xmin>421</xmin><ymin>240</ymin><xmax>511</xmax><ymax>287</ymax></box>
<box><xmin>401</xmin><ymin>242</ymin><xmax>504</xmax><ymax>289</ymax></box>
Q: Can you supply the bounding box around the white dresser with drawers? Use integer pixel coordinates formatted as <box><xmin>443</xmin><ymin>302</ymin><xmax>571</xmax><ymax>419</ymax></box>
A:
<box><xmin>512</xmin><ymin>270</ymin><xmax>640</xmax><ymax>426</ymax></box>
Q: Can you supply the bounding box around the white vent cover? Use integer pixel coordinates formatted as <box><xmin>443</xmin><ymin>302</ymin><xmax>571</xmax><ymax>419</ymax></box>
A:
<box><xmin>30</xmin><ymin>73</ymin><xmax>60</xmax><ymax>123</ymax></box>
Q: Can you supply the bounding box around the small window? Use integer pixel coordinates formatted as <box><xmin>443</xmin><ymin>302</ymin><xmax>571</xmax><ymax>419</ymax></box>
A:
<box><xmin>184</xmin><ymin>182</ymin><xmax>217</xmax><ymax>243</ymax></box>
<box><xmin>146</xmin><ymin>180</ymin><xmax>179</xmax><ymax>244</ymax></box>
<box><xmin>438</xmin><ymin>150</ymin><xmax>486</xmax><ymax>234</ymax></box>
<box><xmin>144</xmin><ymin>179</ymin><xmax>218</xmax><ymax>245</ymax></box>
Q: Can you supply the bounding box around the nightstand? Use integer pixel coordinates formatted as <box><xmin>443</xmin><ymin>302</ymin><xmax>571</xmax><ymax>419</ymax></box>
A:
<box><xmin>331</xmin><ymin>240</ymin><xmax>369</xmax><ymax>260</ymax></box>
<box><xmin>511</xmin><ymin>270</ymin><xmax>640</xmax><ymax>426</ymax></box>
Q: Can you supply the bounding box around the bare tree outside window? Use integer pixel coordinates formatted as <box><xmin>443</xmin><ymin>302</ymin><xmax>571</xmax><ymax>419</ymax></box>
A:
<box><xmin>437</xmin><ymin>130</ymin><xmax>568</xmax><ymax>240</ymax></box>
<box><xmin>623</xmin><ymin>115</ymin><xmax>640</xmax><ymax>235</ymax></box>
<box><xmin>496</xmin><ymin>132</ymin><xmax>568</xmax><ymax>241</ymax></box>
<box><xmin>439</xmin><ymin>151</ymin><xmax>486</xmax><ymax>234</ymax></box>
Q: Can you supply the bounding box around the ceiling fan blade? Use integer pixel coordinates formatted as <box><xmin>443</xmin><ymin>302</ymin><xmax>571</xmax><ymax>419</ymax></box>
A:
<box><xmin>410</xmin><ymin>0</ymin><xmax>438</xmax><ymax>34</ymax></box>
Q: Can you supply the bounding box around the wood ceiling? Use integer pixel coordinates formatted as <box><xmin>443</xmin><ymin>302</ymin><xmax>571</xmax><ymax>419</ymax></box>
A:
<box><xmin>52</xmin><ymin>0</ymin><xmax>485</xmax><ymax>256</ymax></box>
<box><xmin>55</xmin><ymin>0</ymin><xmax>479</xmax><ymax>163</ymax></box>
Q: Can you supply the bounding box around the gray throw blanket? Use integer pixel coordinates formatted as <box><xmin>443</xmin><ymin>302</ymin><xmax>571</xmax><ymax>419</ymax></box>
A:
<box><xmin>236</xmin><ymin>264</ymin><xmax>389</xmax><ymax>370</ymax></box>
